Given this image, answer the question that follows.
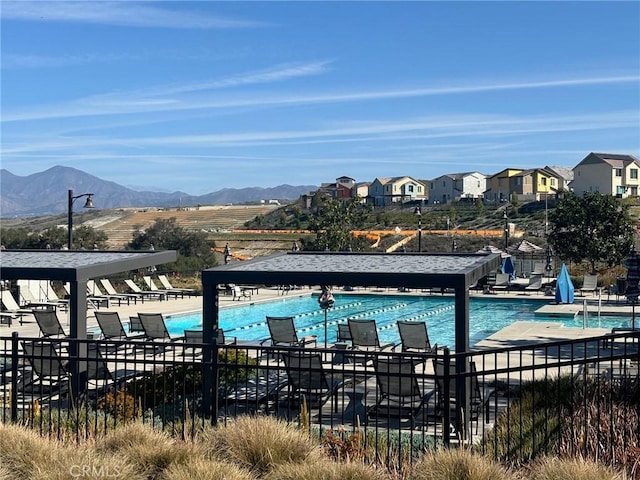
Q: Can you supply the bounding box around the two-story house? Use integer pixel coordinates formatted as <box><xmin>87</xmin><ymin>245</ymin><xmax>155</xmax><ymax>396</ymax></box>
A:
<box><xmin>484</xmin><ymin>168</ymin><xmax>523</xmax><ymax>203</ymax></box>
<box><xmin>428</xmin><ymin>172</ymin><xmax>487</xmax><ymax>204</ymax></box>
<box><xmin>571</xmin><ymin>152</ymin><xmax>640</xmax><ymax>198</ymax></box>
<box><xmin>510</xmin><ymin>168</ymin><xmax>564</xmax><ymax>201</ymax></box>
<box><xmin>367</xmin><ymin>176</ymin><xmax>427</xmax><ymax>206</ymax></box>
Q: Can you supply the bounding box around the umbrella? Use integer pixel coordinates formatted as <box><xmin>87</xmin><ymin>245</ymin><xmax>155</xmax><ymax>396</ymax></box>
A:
<box><xmin>625</xmin><ymin>249</ymin><xmax>640</xmax><ymax>329</ymax></box>
<box><xmin>318</xmin><ymin>286</ymin><xmax>335</xmax><ymax>347</ymax></box>
<box><xmin>554</xmin><ymin>263</ymin><xmax>574</xmax><ymax>304</ymax></box>
<box><xmin>501</xmin><ymin>256</ymin><xmax>516</xmax><ymax>280</ymax></box>
<box><xmin>514</xmin><ymin>239</ymin><xmax>543</xmax><ymax>254</ymax></box>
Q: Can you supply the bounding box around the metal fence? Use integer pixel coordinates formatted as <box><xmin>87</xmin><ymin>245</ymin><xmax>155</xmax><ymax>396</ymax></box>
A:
<box><xmin>0</xmin><ymin>331</ymin><xmax>638</xmax><ymax>466</ymax></box>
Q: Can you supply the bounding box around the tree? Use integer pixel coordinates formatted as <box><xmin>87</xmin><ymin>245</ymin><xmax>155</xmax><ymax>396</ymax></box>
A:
<box><xmin>307</xmin><ymin>196</ymin><xmax>372</xmax><ymax>251</ymax></box>
<box><xmin>548</xmin><ymin>192</ymin><xmax>635</xmax><ymax>272</ymax></box>
<box><xmin>128</xmin><ymin>217</ymin><xmax>217</xmax><ymax>274</ymax></box>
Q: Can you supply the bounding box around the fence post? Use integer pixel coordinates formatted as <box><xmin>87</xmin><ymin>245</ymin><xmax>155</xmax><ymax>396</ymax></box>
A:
<box><xmin>10</xmin><ymin>332</ymin><xmax>19</xmax><ymax>423</ymax></box>
<box><xmin>442</xmin><ymin>348</ymin><xmax>450</xmax><ymax>446</ymax></box>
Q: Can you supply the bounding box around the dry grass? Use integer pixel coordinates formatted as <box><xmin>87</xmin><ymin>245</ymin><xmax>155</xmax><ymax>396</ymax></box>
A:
<box><xmin>264</xmin><ymin>459</ymin><xmax>390</xmax><ymax>480</ymax></box>
<box><xmin>527</xmin><ymin>457</ymin><xmax>625</xmax><ymax>480</ymax></box>
<box><xmin>92</xmin><ymin>422</ymin><xmax>206</xmax><ymax>478</ymax></box>
<box><xmin>0</xmin><ymin>422</ymin><xmax>144</xmax><ymax>480</ymax></box>
<box><xmin>203</xmin><ymin>415</ymin><xmax>322</xmax><ymax>475</ymax></box>
<box><xmin>407</xmin><ymin>447</ymin><xmax>515</xmax><ymax>480</ymax></box>
<box><xmin>161</xmin><ymin>458</ymin><xmax>257</xmax><ymax>480</ymax></box>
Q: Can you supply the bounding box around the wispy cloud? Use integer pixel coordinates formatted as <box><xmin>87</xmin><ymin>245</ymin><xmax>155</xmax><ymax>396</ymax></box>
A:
<box><xmin>3</xmin><ymin>74</ymin><xmax>637</xmax><ymax>123</ymax></box>
<box><xmin>1</xmin><ymin>1</ymin><xmax>268</xmax><ymax>29</ymax></box>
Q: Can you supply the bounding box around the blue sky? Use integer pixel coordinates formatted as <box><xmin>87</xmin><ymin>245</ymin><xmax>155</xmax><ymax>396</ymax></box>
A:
<box><xmin>2</xmin><ymin>1</ymin><xmax>639</xmax><ymax>195</ymax></box>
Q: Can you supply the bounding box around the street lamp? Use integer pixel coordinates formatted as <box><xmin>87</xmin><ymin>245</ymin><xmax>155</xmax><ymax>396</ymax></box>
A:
<box><xmin>68</xmin><ymin>189</ymin><xmax>94</xmax><ymax>250</ymax></box>
<box><xmin>414</xmin><ymin>206</ymin><xmax>422</xmax><ymax>252</ymax></box>
<box><xmin>503</xmin><ymin>209</ymin><xmax>509</xmax><ymax>251</ymax></box>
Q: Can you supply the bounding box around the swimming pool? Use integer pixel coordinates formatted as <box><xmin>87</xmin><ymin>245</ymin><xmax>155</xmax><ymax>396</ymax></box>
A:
<box><xmin>165</xmin><ymin>294</ymin><xmax>631</xmax><ymax>348</ymax></box>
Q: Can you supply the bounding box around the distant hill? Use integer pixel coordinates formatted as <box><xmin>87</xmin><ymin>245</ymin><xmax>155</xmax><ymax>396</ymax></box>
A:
<box><xmin>0</xmin><ymin>166</ymin><xmax>317</xmax><ymax>216</ymax></box>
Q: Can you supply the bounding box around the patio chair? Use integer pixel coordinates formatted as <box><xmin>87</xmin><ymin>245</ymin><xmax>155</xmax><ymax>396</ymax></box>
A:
<box><xmin>280</xmin><ymin>351</ymin><xmax>349</xmax><ymax>412</ymax></box>
<box><xmin>136</xmin><ymin>312</ymin><xmax>181</xmax><ymax>353</ymax></box>
<box><xmin>396</xmin><ymin>321</ymin><xmax>435</xmax><ymax>353</ymax></box>
<box><xmin>87</xmin><ymin>279</ymin><xmax>133</xmax><ymax>306</ymax></box>
<box><xmin>33</xmin><ymin>308</ymin><xmax>67</xmax><ymax>338</ymax></box>
<box><xmin>492</xmin><ymin>273</ymin><xmax>511</xmax><ymax>293</ymax></box>
<box><xmin>368</xmin><ymin>356</ymin><xmax>436</xmax><ymax>429</ymax></box>
<box><xmin>523</xmin><ymin>274</ymin><xmax>543</xmax><ymax>295</ymax></box>
<box><xmin>94</xmin><ymin>311</ymin><xmax>145</xmax><ymax>341</ymax></box>
<box><xmin>100</xmin><ymin>278</ymin><xmax>143</xmax><ymax>304</ymax></box>
<box><xmin>348</xmin><ymin>318</ymin><xmax>396</xmax><ymax>352</ymax></box>
<box><xmin>262</xmin><ymin>316</ymin><xmax>317</xmax><ymax>347</ymax></box>
<box><xmin>19</xmin><ymin>340</ymin><xmax>70</xmax><ymax>401</ymax></box>
<box><xmin>579</xmin><ymin>274</ymin><xmax>600</xmax><ymax>296</ymax></box>
<box><xmin>432</xmin><ymin>358</ymin><xmax>496</xmax><ymax>433</ymax></box>
<box><xmin>157</xmin><ymin>274</ymin><xmax>197</xmax><ymax>296</ymax></box>
<box><xmin>124</xmin><ymin>279</ymin><xmax>166</xmax><ymax>301</ymax></box>
<box><xmin>182</xmin><ymin>328</ymin><xmax>237</xmax><ymax>357</ymax></box>
<box><xmin>232</xmin><ymin>286</ymin><xmax>252</xmax><ymax>301</ymax></box>
<box><xmin>336</xmin><ymin>323</ymin><xmax>352</xmax><ymax>344</ymax></box>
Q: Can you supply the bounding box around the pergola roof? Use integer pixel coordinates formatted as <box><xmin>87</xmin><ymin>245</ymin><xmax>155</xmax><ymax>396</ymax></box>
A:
<box><xmin>0</xmin><ymin>249</ymin><xmax>177</xmax><ymax>339</ymax></box>
<box><xmin>0</xmin><ymin>250</ymin><xmax>176</xmax><ymax>282</ymax></box>
<box><xmin>202</xmin><ymin>251</ymin><xmax>501</xmax><ymax>290</ymax></box>
<box><xmin>201</xmin><ymin>251</ymin><xmax>502</xmax><ymax>355</ymax></box>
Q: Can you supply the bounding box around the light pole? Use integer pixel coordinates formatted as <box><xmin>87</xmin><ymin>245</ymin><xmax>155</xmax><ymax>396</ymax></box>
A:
<box><xmin>503</xmin><ymin>209</ymin><xmax>509</xmax><ymax>251</ymax></box>
<box><xmin>414</xmin><ymin>206</ymin><xmax>422</xmax><ymax>252</ymax></box>
<box><xmin>68</xmin><ymin>189</ymin><xmax>94</xmax><ymax>250</ymax></box>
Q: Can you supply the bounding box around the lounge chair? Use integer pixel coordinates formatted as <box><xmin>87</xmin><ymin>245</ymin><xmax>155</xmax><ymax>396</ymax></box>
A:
<box><xmin>262</xmin><ymin>316</ymin><xmax>317</xmax><ymax>347</ymax></box>
<box><xmin>397</xmin><ymin>321</ymin><xmax>435</xmax><ymax>353</ymax></box>
<box><xmin>100</xmin><ymin>278</ymin><xmax>143</xmax><ymax>304</ymax></box>
<box><xmin>531</xmin><ymin>262</ymin><xmax>545</xmax><ymax>276</ymax></box>
<box><xmin>19</xmin><ymin>340</ymin><xmax>70</xmax><ymax>401</ymax></box>
<box><xmin>17</xmin><ymin>280</ymin><xmax>64</xmax><ymax>310</ymax></box>
<box><xmin>87</xmin><ymin>279</ymin><xmax>133</xmax><ymax>306</ymax></box>
<box><xmin>523</xmin><ymin>274</ymin><xmax>543</xmax><ymax>295</ymax></box>
<box><xmin>94</xmin><ymin>311</ymin><xmax>145</xmax><ymax>341</ymax></box>
<box><xmin>336</xmin><ymin>323</ymin><xmax>352</xmax><ymax>344</ymax></box>
<box><xmin>124</xmin><ymin>279</ymin><xmax>166</xmax><ymax>301</ymax></box>
<box><xmin>368</xmin><ymin>356</ymin><xmax>435</xmax><ymax>429</ymax></box>
<box><xmin>348</xmin><ymin>318</ymin><xmax>396</xmax><ymax>352</ymax></box>
<box><xmin>280</xmin><ymin>351</ymin><xmax>349</xmax><ymax>412</ymax></box>
<box><xmin>0</xmin><ymin>291</ymin><xmax>34</xmax><ymax>325</ymax></box>
<box><xmin>136</xmin><ymin>313</ymin><xmax>181</xmax><ymax>354</ymax></box>
<box><xmin>33</xmin><ymin>308</ymin><xmax>67</xmax><ymax>338</ymax></box>
<box><xmin>157</xmin><ymin>275</ymin><xmax>197</xmax><ymax>296</ymax></box>
<box><xmin>432</xmin><ymin>358</ymin><xmax>496</xmax><ymax>433</ymax></box>
<box><xmin>143</xmin><ymin>275</ymin><xmax>184</xmax><ymax>299</ymax></box>
<box><xmin>579</xmin><ymin>274</ymin><xmax>600</xmax><ymax>296</ymax></box>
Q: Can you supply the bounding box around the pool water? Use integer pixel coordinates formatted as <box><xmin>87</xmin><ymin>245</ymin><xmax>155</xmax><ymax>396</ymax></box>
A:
<box><xmin>165</xmin><ymin>294</ymin><xmax>631</xmax><ymax>348</ymax></box>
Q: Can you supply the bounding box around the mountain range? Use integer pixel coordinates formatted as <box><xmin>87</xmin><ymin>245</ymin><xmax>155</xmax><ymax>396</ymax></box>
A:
<box><xmin>0</xmin><ymin>166</ymin><xmax>317</xmax><ymax>216</ymax></box>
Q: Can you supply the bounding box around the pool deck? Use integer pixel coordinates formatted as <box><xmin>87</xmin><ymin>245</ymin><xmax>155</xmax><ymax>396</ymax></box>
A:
<box><xmin>2</xmin><ymin>285</ymin><xmax>632</xmax><ymax>345</ymax></box>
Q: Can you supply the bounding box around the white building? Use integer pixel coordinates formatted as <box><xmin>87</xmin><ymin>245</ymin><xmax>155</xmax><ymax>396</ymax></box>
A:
<box><xmin>428</xmin><ymin>172</ymin><xmax>487</xmax><ymax>204</ymax></box>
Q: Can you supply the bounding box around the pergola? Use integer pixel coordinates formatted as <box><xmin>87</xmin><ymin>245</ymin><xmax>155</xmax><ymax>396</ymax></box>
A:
<box><xmin>201</xmin><ymin>251</ymin><xmax>502</xmax><ymax>426</ymax></box>
<box><xmin>0</xmin><ymin>250</ymin><xmax>176</xmax><ymax>340</ymax></box>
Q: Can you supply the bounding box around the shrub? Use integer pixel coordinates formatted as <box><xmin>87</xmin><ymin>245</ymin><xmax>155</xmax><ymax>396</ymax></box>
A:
<box><xmin>204</xmin><ymin>415</ymin><xmax>321</xmax><ymax>475</ymax></box>
<box><xmin>264</xmin><ymin>460</ymin><xmax>389</xmax><ymax>480</ymax></box>
<box><xmin>96</xmin><ymin>388</ymin><xmax>137</xmax><ymax>423</ymax></box>
<box><xmin>528</xmin><ymin>456</ymin><xmax>624</xmax><ymax>480</ymax></box>
<box><xmin>93</xmin><ymin>422</ymin><xmax>206</xmax><ymax>478</ymax></box>
<box><xmin>162</xmin><ymin>458</ymin><xmax>256</xmax><ymax>480</ymax></box>
<box><xmin>408</xmin><ymin>447</ymin><xmax>514</xmax><ymax>480</ymax></box>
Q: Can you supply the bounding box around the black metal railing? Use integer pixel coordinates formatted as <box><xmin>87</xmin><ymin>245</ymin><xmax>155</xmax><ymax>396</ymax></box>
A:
<box><xmin>0</xmin><ymin>331</ymin><xmax>638</xmax><ymax>466</ymax></box>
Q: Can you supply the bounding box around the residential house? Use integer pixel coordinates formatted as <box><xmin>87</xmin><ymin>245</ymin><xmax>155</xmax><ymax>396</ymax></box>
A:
<box><xmin>353</xmin><ymin>182</ymin><xmax>371</xmax><ymax>202</ymax></box>
<box><xmin>544</xmin><ymin>166</ymin><xmax>573</xmax><ymax>193</ymax></box>
<box><xmin>510</xmin><ymin>168</ymin><xmax>564</xmax><ymax>201</ymax></box>
<box><xmin>317</xmin><ymin>176</ymin><xmax>356</xmax><ymax>201</ymax></box>
<box><xmin>367</xmin><ymin>176</ymin><xmax>427</xmax><ymax>207</ymax></box>
<box><xmin>428</xmin><ymin>172</ymin><xmax>487</xmax><ymax>205</ymax></box>
<box><xmin>571</xmin><ymin>152</ymin><xmax>640</xmax><ymax>198</ymax></box>
<box><xmin>483</xmin><ymin>168</ymin><xmax>523</xmax><ymax>203</ymax></box>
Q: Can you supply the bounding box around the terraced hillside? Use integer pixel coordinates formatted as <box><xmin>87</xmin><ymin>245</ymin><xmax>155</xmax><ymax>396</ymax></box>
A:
<box><xmin>98</xmin><ymin>205</ymin><xmax>279</xmax><ymax>248</ymax></box>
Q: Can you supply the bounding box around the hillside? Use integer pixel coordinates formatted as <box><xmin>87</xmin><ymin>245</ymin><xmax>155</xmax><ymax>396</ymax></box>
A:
<box><xmin>94</xmin><ymin>205</ymin><xmax>281</xmax><ymax>249</ymax></box>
